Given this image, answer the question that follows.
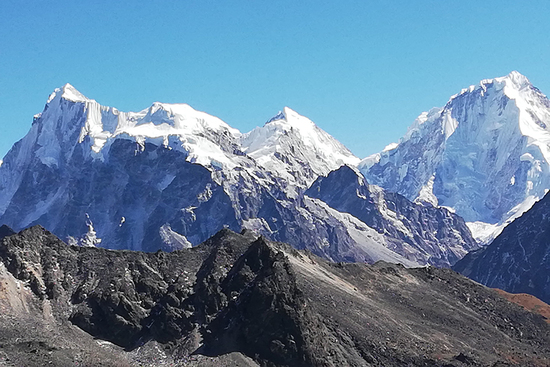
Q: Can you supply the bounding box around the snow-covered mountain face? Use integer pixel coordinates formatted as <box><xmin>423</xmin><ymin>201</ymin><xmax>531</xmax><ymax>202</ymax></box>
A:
<box><xmin>241</xmin><ymin>107</ymin><xmax>360</xmax><ymax>195</ymax></box>
<box><xmin>0</xmin><ymin>84</ymin><xmax>476</xmax><ymax>266</ymax></box>
<box><xmin>360</xmin><ymin>71</ymin><xmax>550</xmax><ymax>243</ymax></box>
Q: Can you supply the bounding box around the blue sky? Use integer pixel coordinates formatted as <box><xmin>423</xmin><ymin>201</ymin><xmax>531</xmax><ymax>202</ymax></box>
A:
<box><xmin>1</xmin><ymin>1</ymin><xmax>550</xmax><ymax>159</ymax></box>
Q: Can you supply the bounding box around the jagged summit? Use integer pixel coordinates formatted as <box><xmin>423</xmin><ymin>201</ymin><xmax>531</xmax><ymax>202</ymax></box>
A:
<box><xmin>35</xmin><ymin>85</ymin><xmax>245</xmax><ymax>166</ymax></box>
<box><xmin>47</xmin><ymin>83</ymin><xmax>91</xmax><ymax>104</ymax></box>
<box><xmin>500</xmin><ymin>70</ymin><xmax>530</xmax><ymax>86</ymax></box>
<box><xmin>452</xmin><ymin>70</ymin><xmax>534</xmax><ymax>102</ymax></box>
<box><xmin>242</xmin><ymin>106</ymin><xmax>360</xmax><ymax>188</ymax></box>
<box><xmin>480</xmin><ymin>70</ymin><xmax>530</xmax><ymax>89</ymax></box>
<box><xmin>264</xmin><ymin>107</ymin><xmax>317</xmax><ymax>129</ymax></box>
<box><xmin>266</xmin><ymin>110</ymin><xmax>286</xmax><ymax>123</ymax></box>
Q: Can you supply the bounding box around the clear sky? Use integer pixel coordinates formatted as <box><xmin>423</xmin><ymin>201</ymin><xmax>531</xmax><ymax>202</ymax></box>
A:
<box><xmin>1</xmin><ymin>1</ymin><xmax>550</xmax><ymax>160</ymax></box>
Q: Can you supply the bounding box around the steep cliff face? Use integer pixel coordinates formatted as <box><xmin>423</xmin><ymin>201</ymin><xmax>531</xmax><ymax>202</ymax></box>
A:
<box><xmin>361</xmin><ymin>72</ymin><xmax>550</xmax><ymax>243</ymax></box>
<box><xmin>0</xmin><ymin>226</ymin><xmax>548</xmax><ymax>366</ymax></box>
<box><xmin>454</xmin><ymin>190</ymin><xmax>550</xmax><ymax>305</ymax></box>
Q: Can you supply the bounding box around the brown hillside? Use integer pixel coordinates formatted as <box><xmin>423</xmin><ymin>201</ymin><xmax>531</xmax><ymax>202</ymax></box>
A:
<box><xmin>494</xmin><ymin>288</ymin><xmax>550</xmax><ymax>324</ymax></box>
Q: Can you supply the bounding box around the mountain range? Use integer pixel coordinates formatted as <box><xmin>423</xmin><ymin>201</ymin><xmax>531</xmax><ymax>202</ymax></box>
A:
<box><xmin>1</xmin><ymin>72</ymin><xmax>550</xmax><ymax>364</ymax></box>
<box><xmin>0</xmin><ymin>83</ymin><xmax>478</xmax><ymax>267</ymax></box>
<box><xmin>1</xmin><ymin>72</ymin><xmax>550</xmax><ymax>289</ymax></box>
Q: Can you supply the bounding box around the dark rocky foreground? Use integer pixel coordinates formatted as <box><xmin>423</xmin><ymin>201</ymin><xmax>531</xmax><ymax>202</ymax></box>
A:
<box><xmin>0</xmin><ymin>225</ymin><xmax>548</xmax><ymax>366</ymax></box>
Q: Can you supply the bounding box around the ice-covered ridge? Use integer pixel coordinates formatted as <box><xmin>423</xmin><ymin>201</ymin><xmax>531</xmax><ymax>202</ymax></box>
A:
<box><xmin>29</xmin><ymin>84</ymin><xmax>363</xmax><ymax>186</ymax></box>
<box><xmin>43</xmin><ymin>85</ymin><xmax>243</xmax><ymax>169</ymax></box>
<box><xmin>242</xmin><ymin>107</ymin><xmax>360</xmax><ymax>188</ymax></box>
<box><xmin>361</xmin><ymin>71</ymin><xmax>550</xmax><ymax>241</ymax></box>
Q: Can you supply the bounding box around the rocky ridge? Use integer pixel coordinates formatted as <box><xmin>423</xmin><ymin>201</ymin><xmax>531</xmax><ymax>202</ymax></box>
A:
<box><xmin>305</xmin><ymin>166</ymin><xmax>476</xmax><ymax>266</ymax></box>
<box><xmin>0</xmin><ymin>225</ymin><xmax>547</xmax><ymax>366</ymax></box>
<box><xmin>453</xmin><ymin>189</ymin><xmax>550</xmax><ymax>305</ymax></box>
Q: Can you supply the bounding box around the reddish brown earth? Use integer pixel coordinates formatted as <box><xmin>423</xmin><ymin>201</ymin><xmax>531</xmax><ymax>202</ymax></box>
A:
<box><xmin>494</xmin><ymin>288</ymin><xmax>550</xmax><ymax>323</ymax></box>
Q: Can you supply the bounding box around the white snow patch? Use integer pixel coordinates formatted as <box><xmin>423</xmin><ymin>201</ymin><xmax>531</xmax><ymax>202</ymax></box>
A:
<box><xmin>466</xmin><ymin>221</ymin><xmax>501</xmax><ymax>245</ymax></box>
<box><xmin>520</xmin><ymin>152</ymin><xmax>534</xmax><ymax>162</ymax></box>
<box><xmin>383</xmin><ymin>142</ymin><xmax>399</xmax><ymax>152</ymax></box>
<box><xmin>467</xmin><ymin>195</ymin><xmax>540</xmax><ymax>244</ymax></box>
<box><xmin>415</xmin><ymin>174</ymin><xmax>438</xmax><ymax>207</ymax></box>
<box><xmin>358</xmin><ymin>153</ymin><xmax>381</xmax><ymax>170</ymax></box>
<box><xmin>157</xmin><ymin>174</ymin><xmax>175</xmax><ymax>191</ymax></box>
<box><xmin>159</xmin><ymin>224</ymin><xmax>192</xmax><ymax>250</ymax></box>
<box><xmin>80</xmin><ymin>213</ymin><xmax>102</xmax><ymax>247</ymax></box>
<box><xmin>241</xmin><ymin>218</ymin><xmax>273</xmax><ymax>234</ymax></box>
<box><xmin>183</xmin><ymin>206</ymin><xmax>197</xmax><ymax>221</ymax></box>
<box><xmin>197</xmin><ymin>184</ymin><xmax>212</xmax><ymax>202</ymax></box>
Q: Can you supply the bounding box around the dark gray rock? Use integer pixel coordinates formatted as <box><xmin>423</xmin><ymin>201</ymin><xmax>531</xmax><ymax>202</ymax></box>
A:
<box><xmin>0</xmin><ymin>226</ymin><xmax>548</xmax><ymax>366</ymax></box>
<box><xmin>306</xmin><ymin>166</ymin><xmax>478</xmax><ymax>266</ymax></box>
<box><xmin>454</xmin><ymin>191</ymin><xmax>550</xmax><ymax>304</ymax></box>
<box><xmin>0</xmin><ymin>224</ymin><xmax>15</xmax><ymax>239</ymax></box>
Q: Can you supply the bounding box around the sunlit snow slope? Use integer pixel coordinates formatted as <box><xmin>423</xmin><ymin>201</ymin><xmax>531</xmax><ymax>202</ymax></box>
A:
<box><xmin>361</xmin><ymin>71</ymin><xmax>550</xmax><ymax>243</ymax></box>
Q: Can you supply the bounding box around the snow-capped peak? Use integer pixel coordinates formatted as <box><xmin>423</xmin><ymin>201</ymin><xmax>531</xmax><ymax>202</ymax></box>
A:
<box><xmin>264</xmin><ymin>107</ymin><xmax>317</xmax><ymax>130</ymax></box>
<box><xmin>497</xmin><ymin>70</ymin><xmax>531</xmax><ymax>89</ymax></box>
<box><xmin>455</xmin><ymin>71</ymin><xmax>532</xmax><ymax>100</ymax></box>
<box><xmin>47</xmin><ymin>83</ymin><xmax>91</xmax><ymax>104</ymax></box>
<box><xmin>242</xmin><ymin>107</ymin><xmax>360</xmax><ymax>188</ymax></box>
<box><xmin>361</xmin><ymin>72</ymin><xmax>550</xmax><ymax>242</ymax></box>
<box><xmin>62</xmin><ymin>83</ymin><xmax>90</xmax><ymax>103</ymax></box>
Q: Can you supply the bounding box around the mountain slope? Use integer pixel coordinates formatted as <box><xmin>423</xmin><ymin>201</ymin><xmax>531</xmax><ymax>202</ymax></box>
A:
<box><xmin>0</xmin><ymin>226</ymin><xmax>548</xmax><ymax>366</ymax></box>
<box><xmin>306</xmin><ymin>166</ymin><xmax>478</xmax><ymax>266</ymax></box>
<box><xmin>453</xmin><ymin>190</ymin><xmax>550</xmax><ymax>304</ymax></box>
<box><xmin>0</xmin><ymin>84</ymin><xmax>476</xmax><ymax>266</ymax></box>
<box><xmin>361</xmin><ymin>71</ymin><xmax>550</xmax><ymax>243</ymax></box>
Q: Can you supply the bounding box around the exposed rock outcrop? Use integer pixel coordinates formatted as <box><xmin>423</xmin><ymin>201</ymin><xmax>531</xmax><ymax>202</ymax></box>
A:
<box><xmin>0</xmin><ymin>225</ymin><xmax>548</xmax><ymax>366</ymax></box>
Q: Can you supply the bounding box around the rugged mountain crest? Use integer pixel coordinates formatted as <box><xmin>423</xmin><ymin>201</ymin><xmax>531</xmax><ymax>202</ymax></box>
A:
<box><xmin>454</xmin><ymin>189</ymin><xmax>550</xmax><ymax>304</ymax></box>
<box><xmin>0</xmin><ymin>226</ymin><xmax>548</xmax><ymax>366</ymax></box>
<box><xmin>306</xmin><ymin>166</ymin><xmax>478</xmax><ymax>266</ymax></box>
<box><xmin>0</xmin><ymin>85</ymin><xmax>476</xmax><ymax>266</ymax></box>
<box><xmin>361</xmin><ymin>71</ymin><xmax>550</xmax><ymax>243</ymax></box>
